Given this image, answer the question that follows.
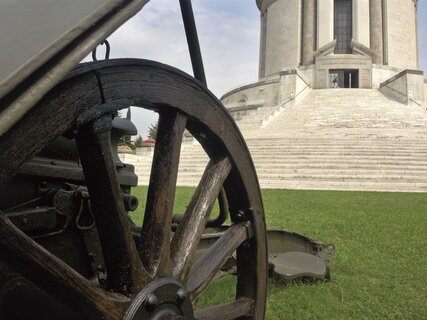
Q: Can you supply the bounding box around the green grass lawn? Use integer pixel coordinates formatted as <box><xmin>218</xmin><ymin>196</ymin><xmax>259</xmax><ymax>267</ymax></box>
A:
<box><xmin>131</xmin><ymin>187</ymin><xmax>427</xmax><ymax>319</ymax></box>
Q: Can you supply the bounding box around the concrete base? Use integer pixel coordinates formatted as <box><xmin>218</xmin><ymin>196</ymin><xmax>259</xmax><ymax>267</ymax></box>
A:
<box><xmin>424</xmin><ymin>80</ymin><xmax>427</xmax><ymax>107</ymax></box>
<box><xmin>129</xmin><ymin>88</ymin><xmax>427</xmax><ymax>192</ymax></box>
<box><xmin>221</xmin><ymin>68</ymin><xmax>311</xmax><ymax>127</ymax></box>
<box><xmin>135</xmin><ymin>146</ymin><xmax>154</xmax><ymax>157</ymax></box>
<box><xmin>379</xmin><ymin>69</ymin><xmax>425</xmax><ymax>109</ymax></box>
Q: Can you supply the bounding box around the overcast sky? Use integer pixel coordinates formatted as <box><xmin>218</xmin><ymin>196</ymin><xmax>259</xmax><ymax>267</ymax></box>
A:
<box><xmin>102</xmin><ymin>0</ymin><xmax>427</xmax><ymax>139</ymax></box>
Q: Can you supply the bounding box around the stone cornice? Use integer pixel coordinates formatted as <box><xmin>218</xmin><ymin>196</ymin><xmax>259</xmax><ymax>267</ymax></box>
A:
<box><xmin>256</xmin><ymin>0</ymin><xmax>279</xmax><ymax>11</ymax></box>
<box><xmin>351</xmin><ymin>39</ymin><xmax>374</xmax><ymax>57</ymax></box>
<box><xmin>380</xmin><ymin>69</ymin><xmax>424</xmax><ymax>88</ymax></box>
<box><xmin>313</xmin><ymin>40</ymin><xmax>336</xmax><ymax>58</ymax></box>
<box><xmin>227</xmin><ymin>104</ymin><xmax>263</xmax><ymax>112</ymax></box>
<box><xmin>220</xmin><ymin>77</ymin><xmax>279</xmax><ymax>100</ymax></box>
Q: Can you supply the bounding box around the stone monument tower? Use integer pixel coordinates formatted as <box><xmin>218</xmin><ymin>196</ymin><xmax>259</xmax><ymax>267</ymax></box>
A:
<box><xmin>221</xmin><ymin>0</ymin><xmax>425</xmax><ymax>115</ymax></box>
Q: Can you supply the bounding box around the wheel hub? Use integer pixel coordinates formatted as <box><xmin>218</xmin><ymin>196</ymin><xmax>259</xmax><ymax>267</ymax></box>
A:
<box><xmin>124</xmin><ymin>278</ymin><xmax>194</xmax><ymax>320</ymax></box>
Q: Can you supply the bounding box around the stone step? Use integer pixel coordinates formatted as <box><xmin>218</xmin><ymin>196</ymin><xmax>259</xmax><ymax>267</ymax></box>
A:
<box><xmin>138</xmin><ymin>177</ymin><xmax>427</xmax><ymax>193</ymax></box>
<box><xmin>128</xmin><ymin>88</ymin><xmax>427</xmax><ymax>192</ymax></box>
<box><xmin>246</xmin><ymin>143</ymin><xmax>427</xmax><ymax>149</ymax></box>
<box><xmin>136</xmin><ymin>175</ymin><xmax>427</xmax><ymax>192</ymax></box>
<box><xmin>180</xmin><ymin>146</ymin><xmax>427</xmax><ymax>154</ymax></box>
<box><xmin>248</xmin><ymin>148</ymin><xmax>427</xmax><ymax>154</ymax></box>
<box><xmin>246</xmin><ymin>141</ymin><xmax>427</xmax><ymax>148</ymax></box>
<box><xmin>255</xmin><ymin>172</ymin><xmax>427</xmax><ymax>182</ymax></box>
<box><xmin>160</xmin><ymin>167</ymin><xmax>427</xmax><ymax>177</ymax></box>
<box><xmin>133</xmin><ymin>158</ymin><xmax>427</xmax><ymax>169</ymax></box>
<box><xmin>133</xmin><ymin>154</ymin><xmax>427</xmax><ymax>166</ymax></box>
<box><xmin>253</xmin><ymin>163</ymin><xmax>427</xmax><ymax>170</ymax></box>
<box><xmin>253</xmin><ymin>167</ymin><xmax>427</xmax><ymax>175</ymax></box>
<box><xmin>258</xmin><ymin>180</ymin><xmax>427</xmax><ymax>192</ymax></box>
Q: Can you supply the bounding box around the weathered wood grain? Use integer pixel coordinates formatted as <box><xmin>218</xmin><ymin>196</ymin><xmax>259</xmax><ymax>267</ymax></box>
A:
<box><xmin>77</xmin><ymin>115</ymin><xmax>150</xmax><ymax>294</ymax></box>
<box><xmin>140</xmin><ymin>111</ymin><xmax>187</xmax><ymax>277</ymax></box>
<box><xmin>170</xmin><ymin>156</ymin><xmax>232</xmax><ymax>282</ymax></box>
<box><xmin>0</xmin><ymin>59</ymin><xmax>267</xmax><ymax>319</ymax></box>
<box><xmin>0</xmin><ymin>214</ymin><xmax>128</xmax><ymax>320</ymax></box>
<box><xmin>187</xmin><ymin>223</ymin><xmax>248</xmax><ymax>301</ymax></box>
<box><xmin>194</xmin><ymin>298</ymin><xmax>254</xmax><ymax>320</ymax></box>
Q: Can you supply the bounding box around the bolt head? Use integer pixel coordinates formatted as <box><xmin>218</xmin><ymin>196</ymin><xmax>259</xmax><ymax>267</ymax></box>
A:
<box><xmin>145</xmin><ymin>293</ymin><xmax>158</xmax><ymax>311</ymax></box>
<box><xmin>176</xmin><ymin>288</ymin><xmax>187</xmax><ymax>304</ymax></box>
<box><xmin>236</xmin><ymin>209</ymin><xmax>245</xmax><ymax>220</ymax></box>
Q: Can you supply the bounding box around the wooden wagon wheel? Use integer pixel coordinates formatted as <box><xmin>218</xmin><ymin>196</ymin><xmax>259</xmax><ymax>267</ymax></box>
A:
<box><xmin>0</xmin><ymin>59</ymin><xmax>267</xmax><ymax>319</ymax></box>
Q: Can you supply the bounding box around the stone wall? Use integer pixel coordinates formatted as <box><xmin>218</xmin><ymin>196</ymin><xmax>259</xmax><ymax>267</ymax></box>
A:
<box><xmin>221</xmin><ymin>69</ymin><xmax>310</xmax><ymax>109</ymax></box>
<box><xmin>379</xmin><ymin>70</ymin><xmax>425</xmax><ymax>107</ymax></box>
<box><xmin>352</xmin><ymin>0</ymin><xmax>370</xmax><ymax>47</ymax></box>
<box><xmin>372</xmin><ymin>65</ymin><xmax>399</xmax><ymax>89</ymax></box>
<box><xmin>317</xmin><ymin>0</ymin><xmax>333</xmax><ymax>48</ymax></box>
<box><xmin>221</xmin><ymin>68</ymin><xmax>311</xmax><ymax>125</ymax></box>
<box><xmin>406</xmin><ymin>72</ymin><xmax>425</xmax><ymax>107</ymax></box>
<box><xmin>263</xmin><ymin>0</ymin><xmax>301</xmax><ymax>76</ymax></box>
<box><xmin>294</xmin><ymin>70</ymin><xmax>311</xmax><ymax>103</ymax></box>
<box><xmin>315</xmin><ymin>54</ymin><xmax>372</xmax><ymax>89</ymax></box>
<box><xmin>298</xmin><ymin>65</ymin><xmax>315</xmax><ymax>86</ymax></box>
<box><xmin>221</xmin><ymin>76</ymin><xmax>280</xmax><ymax>109</ymax></box>
<box><xmin>277</xmin><ymin>69</ymin><xmax>310</xmax><ymax>103</ymax></box>
<box><xmin>385</xmin><ymin>0</ymin><xmax>418</xmax><ymax>69</ymax></box>
<box><xmin>424</xmin><ymin>80</ymin><xmax>427</xmax><ymax>107</ymax></box>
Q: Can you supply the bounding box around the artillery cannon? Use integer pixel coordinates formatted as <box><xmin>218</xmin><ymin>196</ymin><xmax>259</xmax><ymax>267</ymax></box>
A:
<box><xmin>0</xmin><ymin>1</ymin><xmax>333</xmax><ymax>319</ymax></box>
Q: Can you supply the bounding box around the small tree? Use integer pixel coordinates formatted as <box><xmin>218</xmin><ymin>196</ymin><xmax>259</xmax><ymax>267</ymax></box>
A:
<box><xmin>123</xmin><ymin>108</ymin><xmax>132</xmax><ymax>145</ymax></box>
<box><xmin>147</xmin><ymin>121</ymin><xmax>158</xmax><ymax>140</ymax></box>
<box><xmin>119</xmin><ymin>107</ymin><xmax>133</xmax><ymax>147</ymax></box>
<box><xmin>134</xmin><ymin>135</ymin><xmax>144</xmax><ymax>148</ymax></box>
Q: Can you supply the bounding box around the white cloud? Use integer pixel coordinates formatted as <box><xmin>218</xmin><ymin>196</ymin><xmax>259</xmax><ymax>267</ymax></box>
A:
<box><xmin>87</xmin><ymin>1</ymin><xmax>426</xmax><ymax>138</ymax></box>
<box><xmin>100</xmin><ymin>0</ymin><xmax>260</xmax><ymax>138</ymax></box>
<box><xmin>107</xmin><ymin>0</ymin><xmax>259</xmax><ymax>96</ymax></box>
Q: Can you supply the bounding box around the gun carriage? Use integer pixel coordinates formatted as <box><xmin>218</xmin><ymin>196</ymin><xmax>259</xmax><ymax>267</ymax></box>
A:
<box><xmin>0</xmin><ymin>1</ymin><xmax>268</xmax><ymax>319</ymax></box>
<box><xmin>0</xmin><ymin>1</ymin><xmax>336</xmax><ymax>318</ymax></box>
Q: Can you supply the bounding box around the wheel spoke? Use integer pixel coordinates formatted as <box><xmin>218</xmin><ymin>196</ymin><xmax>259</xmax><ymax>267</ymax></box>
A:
<box><xmin>0</xmin><ymin>214</ymin><xmax>128</xmax><ymax>320</ymax></box>
<box><xmin>76</xmin><ymin>115</ymin><xmax>150</xmax><ymax>294</ymax></box>
<box><xmin>187</xmin><ymin>223</ymin><xmax>249</xmax><ymax>301</ymax></box>
<box><xmin>194</xmin><ymin>298</ymin><xmax>254</xmax><ymax>320</ymax></box>
<box><xmin>170</xmin><ymin>156</ymin><xmax>232</xmax><ymax>282</ymax></box>
<box><xmin>140</xmin><ymin>111</ymin><xmax>187</xmax><ymax>276</ymax></box>
<box><xmin>0</xmin><ymin>60</ymin><xmax>267</xmax><ymax>319</ymax></box>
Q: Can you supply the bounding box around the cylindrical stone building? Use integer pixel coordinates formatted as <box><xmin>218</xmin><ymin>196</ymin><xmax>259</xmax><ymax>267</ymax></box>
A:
<box><xmin>257</xmin><ymin>0</ymin><xmax>419</xmax><ymax>88</ymax></box>
<box><xmin>221</xmin><ymin>0</ymin><xmax>424</xmax><ymax>116</ymax></box>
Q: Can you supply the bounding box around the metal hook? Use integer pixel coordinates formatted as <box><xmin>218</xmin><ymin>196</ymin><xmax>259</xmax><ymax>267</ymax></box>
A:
<box><xmin>76</xmin><ymin>197</ymin><xmax>96</xmax><ymax>231</ymax></box>
<box><xmin>92</xmin><ymin>40</ymin><xmax>110</xmax><ymax>61</ymax></box>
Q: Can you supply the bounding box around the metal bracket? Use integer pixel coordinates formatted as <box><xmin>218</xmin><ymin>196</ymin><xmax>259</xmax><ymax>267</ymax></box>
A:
<box><xmin>91</xmin><ymin>40</ymin><xmax>111</xmax><ymax>61</ymax></box>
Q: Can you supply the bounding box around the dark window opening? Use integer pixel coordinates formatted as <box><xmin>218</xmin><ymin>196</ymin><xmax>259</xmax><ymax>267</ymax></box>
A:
<box><xmin>330</xmin><ymin>69</ymin><xmax>359</xmax><ymax>88</ymax></box>
<box><xmin>334</xmin><ymin>0</ymin><xmax>352</xmax><ymax>54</ymax></box>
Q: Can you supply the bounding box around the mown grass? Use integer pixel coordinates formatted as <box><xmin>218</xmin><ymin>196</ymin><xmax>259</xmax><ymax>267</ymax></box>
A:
<box><xmin>131</xmin><ymin>187</ymin><xmax>427</xmax><ymax>319</ymax></box>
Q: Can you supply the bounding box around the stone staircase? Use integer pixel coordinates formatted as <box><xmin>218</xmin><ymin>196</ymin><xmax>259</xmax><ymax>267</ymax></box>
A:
<box><xmin>229</xmin><ymin>104</ymin><xmax>277</xmax><ymax>133</ymax></box>
<box><xmin>125</xmin><ymin>89</ymin><xmax>427</xmax><ymax>192</ymax></box>
<box><xmin>120</xmin><ymin>143</ymin><xmax>208</xmax><ymax>187</ymax></box>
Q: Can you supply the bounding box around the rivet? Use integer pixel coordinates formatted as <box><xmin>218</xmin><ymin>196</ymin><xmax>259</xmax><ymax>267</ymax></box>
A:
<box><xmin>176</xmin><ymin>288</ymin><xmax>187</xmax><ymax>304</ymax></box>
<box><xmin>236</xmin><ymin>210</ymin><xmax>245</xmax><ymax>220</ymax></box>
<box><xmin>145</xmin><ymin>293</ymin><xmax>158</xmax><ymax>311</ymax></box>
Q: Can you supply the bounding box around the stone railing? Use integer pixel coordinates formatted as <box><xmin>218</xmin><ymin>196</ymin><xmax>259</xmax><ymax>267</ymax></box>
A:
<box><xmin>260</xmin><ymin>69</ymin><xmax>312</xmax><ymax>128</ymax></box>
<box><xmin>379</xmin><ymin>69</ymin><xmax>425</xmax><ymax>108</ymax></box>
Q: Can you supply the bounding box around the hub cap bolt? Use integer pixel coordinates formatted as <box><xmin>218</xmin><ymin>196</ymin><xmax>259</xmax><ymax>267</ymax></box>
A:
<box><xmin>236</xmin><ymin>209</ymin><xmax>245</xmax><ymax>220</ymax></box>
<box><xmin>176</xmin><ymin>288</ymin><xmax>187</xmax><ymax>304</ymax></box>
<box><xmin>145</xmin><ymin>293</ymin><xmax>158</xmax><ymax>311</ymax></box>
